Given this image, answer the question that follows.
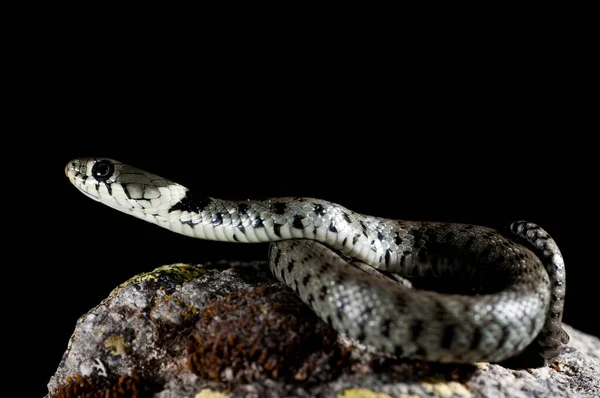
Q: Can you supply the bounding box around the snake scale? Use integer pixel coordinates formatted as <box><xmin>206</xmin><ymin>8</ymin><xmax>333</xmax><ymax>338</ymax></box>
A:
<box><xmin>65</xmin><ymin>157</ymin><xmax>569</xmax><ymax>365</ymax></box>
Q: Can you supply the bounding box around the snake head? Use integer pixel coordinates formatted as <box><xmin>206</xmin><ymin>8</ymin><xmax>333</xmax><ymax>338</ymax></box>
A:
<box><xmin>65</xmin><ymin>157</ymin><xmax>188</xmax><ymax>219</ymax></box>
<box><xmin>65</xmin><ymin>157</ymin><xmax>123</xmax><ymax>201</ymax></box>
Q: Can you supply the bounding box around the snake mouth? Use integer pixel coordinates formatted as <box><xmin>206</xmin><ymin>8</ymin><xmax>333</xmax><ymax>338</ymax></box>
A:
<box><xmin>66</xmin><ymin>170</ymin><xmax>103</xmax><ymax>203</ymax></box>
<box><xmin>65</xmin><ymin>158</ymin><xmax>109</xmax><ymax>203</ymax></box>
<box><xmin>77</xmin><ymin>185</ymin><xmax>103</xmax><ymax>202</ymax></box>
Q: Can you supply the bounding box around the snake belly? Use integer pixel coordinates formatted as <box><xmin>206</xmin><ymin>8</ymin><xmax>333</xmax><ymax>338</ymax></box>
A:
<box><xmin>65</xmin><ymin>157</ymin><xmax>569</xmax><ymax>364</ymax></box>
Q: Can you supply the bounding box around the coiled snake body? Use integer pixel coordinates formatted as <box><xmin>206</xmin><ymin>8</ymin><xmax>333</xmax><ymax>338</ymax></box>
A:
<box><xmin>65</xmin><ymin>158</ymin><xmax>568</xmax><ymax>364</ymax></box>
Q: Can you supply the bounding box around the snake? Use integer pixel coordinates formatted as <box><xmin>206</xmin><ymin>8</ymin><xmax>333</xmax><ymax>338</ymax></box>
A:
<box><xmin>65</xmin><ymin>157</ymin><xmax>569</xmax><ymax>365</ymax></box>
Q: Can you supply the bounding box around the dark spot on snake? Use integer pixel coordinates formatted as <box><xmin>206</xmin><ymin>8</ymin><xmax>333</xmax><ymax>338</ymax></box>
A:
<box><xmin>342</xmin><ymin>212</ymin><xmax>352</xmax><ymax>224</ymax></box>
<box><xmin>237</xmin><ymin>224</ymin><xmax>245</xmax><ymax>233</ymax></box>
<box><xmin>497</xmin><ymin>325</ymin><xmax>511</xmax><ymax>350</ymax></box>
<box><xmin>410</xmin><ymin>229</ymin><xmax>426</xmax><ymax>248</ymax></box>
<box><xmin>470</xmin><ymin>328</ymin><xmax>482</xmax><ymax>351</ymax></box>
<box><xmin>80</xmin><ymin>175</ymin><xmax>88</xmax><ymax>184</ymax></box>
<box><xmin>359</xmin><ymin>221</ymin><xmax>368</xmax><ymax>237</ymax></box>
<box><xmin>394</xmin><ymin>345</ymin><xmax>404</xmax><ymax>357</ymax></box>
<box><xmin>252</xmin><ymin>218</ymin><xmax>263</xmax><ymax>228</ymax></box>
<box><xmin>357</xmin><ymin>331</ymin><xmax>366</xmax><ymax>341</ymax></box>
<box><xmin>385</xmin><ymin>250</ymin><xmax>391</xmax><ymax>265</ymax></box>
<box><xmin>336</xmin><ymin>307</ymin><xmax>344</xmax><ymax>322</ymax></box>
<box><xmin>104</xmin><ymin>182</ymin><xmax>112</xmax><ymax>196</ymax></box>
<box><xmin>394</xmin><ymin>235</ymin><xmax>403</xmax><ymax>245</ymax></box>
<box><xmin>462</xmin><ymin>236</ymin><xmax>476</xmax><ymax>252</ymax></box>
<box><xmin>353</xmin><ymin>234</ymin><xmax>360</xmax><ymax>245</ymax></box>
<box><xmin>307</xmin><ymin>293</ymin><xmax>315</xmax><ymax>307</ymax></box>
<box><xmin>328</xmin><ymin>222</ymin><xmax>337</xmax><ymax>233</ymax></box>
<box><xmin>294</xmin><ymin>280</ymin><xmax>299</xmax><ymax>294</ymax></box>
<box><xmin>303</xmin><ymin>256</ymin><xmax>309</xmax><ymax>262</ymax></box>
<box><xmin>213</xmin><ymin>213</ymin><xmax>223</xmax><ymax>226</ymax></box>
<box><xmin>313</xmin><ymin>204</ymin><xmax>326</xmax><ymax>216</ymax></box>
<box><xmin>233</xmin><ymin>234</ymin><xmax>239</xmax><ymax>242</ymax></box>
<box><xmin>326</xmin><ymin>315</ymin><xmax>333</xmax><ymax>326</ymax></box>
<box><xmin>441</xmin><ymin>325</ymin><xmax>455</xmax><ymax>349</ymax></box>
<box><xmin>272</xmin><ymin>202</ymin><xmax>286</xmax><ymax>215</ymax></box>
<box><xmin>342</xmin><ymin>237</ymin><xmax>348</xmax><ymax>246</ymax></box>
<box><xmin>319</xmin><ymin>286</ymin><xmax>327</xmax><ymax>300</ymax></box>
<box><xmin>122</xmin><ymin>184</ymin><xmax>132</xmax><ymax>199</ymax></box>
<box><xmin>529</xmin><ymin>318</ymin><xmax>538</xmax><ymax>336</ymax></box>
<box><xmin>279</xmin><ymin>267</ymin><xmax>285</xmax><ymax>282</ymax></box>
<box><xmin>313</xmin><ymin>227</ymin><xmax>318</xmax><ymax>235</ymax></box>
<box><xmin>315</xmin><ymin>264</ymin><xmax>325</xmax><ymax>278</ymax></box>
<box><xmin>272</xmin><ymin>249</ymin><xmax>281</xmax><ymax>266</ymax></box>
<box><xmin>400</xmin><ymin>254</ymin><xmax>410</xmax><ymax>268</ymax></box>
<box><xmin>377</xmin><ymin>232</ymin><xmax>384</xmax><ymax>241</ymax></box>
<box><xmin>370</xmin><ymin>240</ymin><xmax>377</xmax><ymax>251</ymax></box>
<box><xmin>381</xmin><ymin>319</ymin><xmax>392</xmax><ymax>338</ymax></box>
<box><xmin>478</xmin><ymin>246</ymin><xmax>493</xmax><ymax>261</ymax></box>
<box><xmin>273</xmin><ymin>223</ymin><xmax>282</xmax><ymax>237</ymax></box>
<box><xmin>410</xmin><ymin>319</ymin><xmax>423</xmax><ymax>340</ymax></box>
<box><xmin>237</xmin><ymin>203</ymin><xmax>249</xmax><ymax>215</ymax></box>
<box><xmin>287</xmin><ymin>260</ymin><xmax>295</xmax><ymax>273</ymax></box>
<box><xmin>552</xmin><ymin>293</ymin><xmax>561</xmax><ymax>301</ymax></box>
<box><xmin>169</xmin><ymin>191</ymin><xmax>211</xmax><ymax>214</ymax></box>
<box><xmin>293</xmin><ymin>214</ymin><xmax>305</xmax><ymax>229</ymax></box>
<box><xmin>302</xmin><ymin>274</ymin><xmax>311</xmax><ymax>286</ymax></box>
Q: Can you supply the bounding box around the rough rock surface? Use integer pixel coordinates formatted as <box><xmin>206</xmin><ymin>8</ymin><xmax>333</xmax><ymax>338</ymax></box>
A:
<box><xmin>48</xmin><ymin>262</ymin><xmax>600</xmax><ymax>398</ymax></box>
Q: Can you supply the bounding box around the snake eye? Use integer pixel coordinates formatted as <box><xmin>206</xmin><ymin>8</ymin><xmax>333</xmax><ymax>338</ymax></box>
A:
<box><xmin>92</xmin><ymin>160</ymin><xmax>114</xmax><ymax>181</ymax></box>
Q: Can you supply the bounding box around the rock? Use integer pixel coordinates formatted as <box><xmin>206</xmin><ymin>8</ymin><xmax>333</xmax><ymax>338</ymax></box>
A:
<box><xmin>47</xmin><ymin>262</ymin><xmax>600</xmax><ymax>398</ymax></box>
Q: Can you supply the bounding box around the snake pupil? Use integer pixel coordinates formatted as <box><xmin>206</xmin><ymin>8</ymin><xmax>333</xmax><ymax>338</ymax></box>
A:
<box><xmin>92</xmin><ymin>161</ymin><xmax>114</xmax><ymax>181</ymax></box>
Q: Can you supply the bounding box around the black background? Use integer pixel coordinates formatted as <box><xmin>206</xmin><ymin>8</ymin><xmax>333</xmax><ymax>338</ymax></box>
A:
<box><xmin>18</xmin><ymin>27</ymin><xmax>597</xmax><ymax>396</ymax></box>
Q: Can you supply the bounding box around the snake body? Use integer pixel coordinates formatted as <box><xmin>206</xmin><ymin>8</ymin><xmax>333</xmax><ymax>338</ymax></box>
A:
<box><xmin>65</xmin><ymin>157</ymin><xmax>568</xmax><ymax>364</ymax></box>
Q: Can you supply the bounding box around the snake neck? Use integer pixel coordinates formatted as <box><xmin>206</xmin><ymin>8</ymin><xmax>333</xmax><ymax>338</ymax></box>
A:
<box><xmin>157</xmin><ymin>191</ymin><xmax>396</xmax><ymax>268</ymax></box>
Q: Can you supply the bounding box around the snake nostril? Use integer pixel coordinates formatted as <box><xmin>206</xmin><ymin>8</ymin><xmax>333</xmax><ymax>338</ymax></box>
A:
<box><xmin>66</xmin><ymin>160</ymin><xmax>80</xmax><ymax>177</ymax></box>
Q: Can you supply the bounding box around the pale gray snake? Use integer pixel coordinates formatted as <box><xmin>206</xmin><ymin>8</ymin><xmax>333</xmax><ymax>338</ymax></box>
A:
<box><xmin>65</xmin><ymin>157</ymin><xmax>569</xmax><ymax>365</ymax></box>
